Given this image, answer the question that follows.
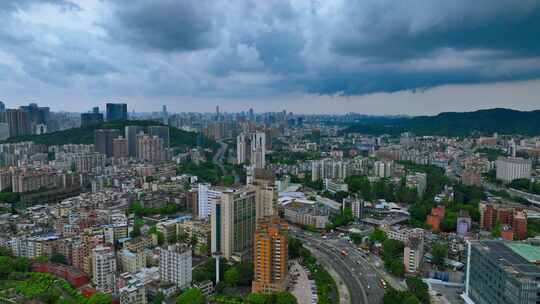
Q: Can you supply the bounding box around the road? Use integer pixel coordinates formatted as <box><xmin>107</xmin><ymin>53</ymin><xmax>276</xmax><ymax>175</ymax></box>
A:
<box><xmin>293</xmin><ymin>229</ymin><xmax>386</xmax><ymax>304</ymax></box>
<box><xmin>212</xmin><ymin>139</ymin><xmax>227</xmax><ymax>171</ymax></box>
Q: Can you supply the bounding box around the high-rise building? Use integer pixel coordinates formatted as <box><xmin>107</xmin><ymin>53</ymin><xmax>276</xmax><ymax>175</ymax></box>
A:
<box><xmin>403</xmin><ymin>233</ymin><xmax>424</xmax><ymax>274</ymax></box>
<box><xmin>374</xmin><ymin>160</ymin><xmax>393</xmax><ymax>178</ymax></box>
<box><xmin>237</xmin><ymin>133</ymin><xmax>251</xmax><ymax>165</ymax></box>
<box><xmin>148</xmin><ymin>125</ymin><xmax>170</xmax><ymax>148</ymax></box>
<box><xmin>250</xmin><ymin>132</ymin><xmax>266</xmax><ymax>169</ymax></box>
<box><xmin>125</xmin><ymin>126</ymin><xmax>144</xmax><ymax>157</ymax></box>
<box><xmin>252</xmin><ymin>216</ymin><xmax>289</xmax><ymax>294</ymax></box>
<box><xmin>81</xmin><ymin>107</ymin><xmax>104</xmax><ymax>127</ymax></box>
<box><xmin>463</xmin><ymin>241</ymin><xmax>540</xmax><ymax>304</ymax></box>
<box><xmin>113</xmin><ymin>136</ymin><xmax>128</xmax><ymax>158</ymax></box>
<box><xmin>0</xmin><ymin>101</ymin><xmax>5</xmax><ymax>123</ymax></box>
<box><xmin>106</xmin><ymin>103</ymin><xmax>128</xmax><ymax>121</ymax></box>
<box><xmin>197</xmin><ymin>183</ymin><xmax>223</xmax><ymax>219</ymax></box>
<box><xmin>95</xmin><ymin>129</ymin><xmax>121</xmax><ymax>157</ymax></box>
<box><xmin>19</xmin><ymin>103</ymin><xmax>49</xmax><ymax>134</ymax></box>
<box><xmin>6</xmin><ymin>109</ymin><xmax>31</xmax><ymax>137</ymax></box>
<box><xmin>159</xmin><ymin>244</ymin><xmax>192</xmax><ymax>289</ymax></box>
<box><xmin>253</xmin><ymin>169</ymin><xmax>278</xmax><ymax>219</ymax></box>
<box><xmin>161</xmin><ymin>105</ymin><xmax>168</xmax><ymax>125</ymax></box>
<box><xmin>136</xmin><ymin>134</ymin><xmax>165</xmax><ymax>163</ymax></box>
<box><xmin>496</xmin><ymin>157</ymin><xmax>532</xmax><ymax>183</ymax></box>
<box><xmin>0</xmin><ymin>123</ymin><xmax>9</xmax><ymax>140</ymax></box>
<box><xmin>311</xmin><ymin>159</ymin><xmax>350</xmax><ymax>182</ymax></box>
<box><xmin>211</xmin><ymin>187</ymin><xmax>257</xmax><ymax>260</ymax></box>
<box><xmin>92</xmin><ymin>246</ymin><xmax>116</xmax><ymax>293</ymax></box>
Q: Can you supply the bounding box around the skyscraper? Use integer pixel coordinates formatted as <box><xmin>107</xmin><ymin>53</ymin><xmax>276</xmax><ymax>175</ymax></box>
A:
<box><xmin>81</xmin><ymin>107</ymin><xmax>104</xmax><ymax>127</ymax></box>
<box><xmin>159</xmin><ymin>244</ymin><xmax>192</xmax><ymax>289</ymax></box>
<box><xmin>95</xmin><ymin>129</ymin><xmax>121</xmax><ymax>157</ymax></box>
<box><xmin>211</xmin><ymin>187</ymin><xmax>257</xmax><ymax>260</ymax></box>
<box><xmin>113</xmin><ymin>136</ymin><xmax>128</xmax><ymax>158</ymax></box>
<box><xmin>125</xmin><ymin>126</ymin><xmax>144</xmax><ymax>157</ymax></box>
<box><xmin>197</xmin><ymin>183</ymin><xmax>223</xmax><ymax>219</ymax></box>
<box><xmin>161</xmin><ymin>105</ymin><xmax>168</xmax><ymax>125</ymax></box>
<box><xmin>253</xmin><ymin>169</ymin><xmax>278</xmax><ymax>219</ymax></box>
<box><xmin>6</xmin><ymin>109</ymin><xmax>31</xmax><ymax>137</ymax></box>
<box><xmin>250</xmin><ymin>132</ymin><xmax>266</xmax><ymax>169</ymax></box>
<box><xmin>19</xmin><ymin>103</ymin><xmax>49</xmax><ymax>134</ymax></box>
<box><xmin>464</xmin><ymin>241</ymin><xmax>540</xmax><ymax>304</ymax></box>
<box><xmin>0</xmin><ymin>101</ymin><xmax>5</xmax><ymax>123</ymax></box>
<box><xmin>236</xmin><ymin>133</ymin><xmax>251</xmax><ymax>165</ymax></box>
<box><xmin>92</xmin><ymin>246</ymin><xmax>116</xmax><ymax>293</ymax></box>
<box><xmin>136</xmin><ymin>134</ymin><xmax>165</xmax><ymax>163</ymax></box>
<box><xmin>252</xmin><ymin>216</ymin><xmax>289</xmax><ymax>294</ymax></box>
<box><xmin>148</xmin><ymin>125</ymin><xmax>170</xmax><ymax>148</ymax></box>
<box><xmin>106</xmin><ymin>103</ymin><xmax>128</xmax><ymax>121</ymax></box>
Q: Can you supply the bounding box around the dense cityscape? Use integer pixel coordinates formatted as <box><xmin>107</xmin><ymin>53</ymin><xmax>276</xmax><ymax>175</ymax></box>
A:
<box><xmin>0</xmin><ymin>101</ymin><xmax>538</xmax><ymax>304</ymax></box>
<box><xmin>1</xmin><ymin>1</ymin><xmax>540</xmax><ymax>304</ymax></box>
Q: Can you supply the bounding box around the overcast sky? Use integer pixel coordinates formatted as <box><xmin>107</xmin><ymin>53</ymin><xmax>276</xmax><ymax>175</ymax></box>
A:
<box><xmin>0</xmin><ymin>0</ymin><xmax>539</xmax><ymax>114</ymax></box>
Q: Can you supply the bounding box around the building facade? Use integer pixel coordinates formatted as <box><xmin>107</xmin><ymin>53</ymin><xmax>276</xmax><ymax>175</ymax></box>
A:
<box><xmin>159</xmin><ymin>244</ymin><xmax>192</xmax><ymax>289</ymax></box>
<box><xmin>252</xmin><ymin>216</ymin><xmax>289</xmax><ymax>294</ymax></box>
<box><xmin>211</xmin><ymin>187</ymin><xmax>257</xmax><ymax>261</ymax></box>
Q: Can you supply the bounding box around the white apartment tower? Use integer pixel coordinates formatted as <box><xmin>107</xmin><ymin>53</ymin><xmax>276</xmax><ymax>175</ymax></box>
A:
<box><xmin>496</xmin><ymin>157</ymin><xmax>532</xmax><ymax>183</ymax></box>
<box><xmin>92</xmin><ymin>246</ymin><xmax>116</xmax><ymax>293</ymax></box>
<box><xmin>159</xmin><ymin>244</ymin><xmax>192</xmax><ymax>289</ymax></box>
<box><xmin>198</xmin><ymin>183</ymin><xmax>224</xmax><ymax>219</ymax></box>
<box><xmin>237</xmin><ymin>133</ymin><xmax>250</xmax><ymax>165</ymax></box>
<box><xmin>250</xmin><ymin>132</ymin><xmax>266</xmax><ymax>169</ymax></box>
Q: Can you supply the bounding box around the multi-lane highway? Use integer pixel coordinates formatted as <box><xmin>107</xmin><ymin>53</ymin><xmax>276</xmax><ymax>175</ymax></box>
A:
<box><xmin>293</xmin><ymin>229</ymin><xmax>386</xmax><ymax>304</ymax></box>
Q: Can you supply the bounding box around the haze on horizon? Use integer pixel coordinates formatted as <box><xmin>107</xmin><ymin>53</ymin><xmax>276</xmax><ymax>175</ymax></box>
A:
<box><xmin>0</xmin><ymin>0</ymin><xmax>539</xmax><ymax>115</ymax></box>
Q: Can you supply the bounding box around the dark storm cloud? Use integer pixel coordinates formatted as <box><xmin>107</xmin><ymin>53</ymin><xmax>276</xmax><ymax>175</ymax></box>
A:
<box><xmin>1</xmin><ymin>0</ymin><xmax>540</xmax><ymax>104</ymax></box>
<box><xmin>332</xmin><ymin>1</ymin><xmax>540</xmax><ymax>61</ymax></box>
<box><xmin>105</xmin><ymin>0</ymin><xmax>219</xmax><ymax>52</ymax></box>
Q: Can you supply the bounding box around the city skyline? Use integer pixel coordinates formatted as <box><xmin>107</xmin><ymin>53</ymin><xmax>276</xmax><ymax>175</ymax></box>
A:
<box><xmin>0</xmin><ymin>1</ymin><xmax>539</xmax><ymax>114</ymax></box>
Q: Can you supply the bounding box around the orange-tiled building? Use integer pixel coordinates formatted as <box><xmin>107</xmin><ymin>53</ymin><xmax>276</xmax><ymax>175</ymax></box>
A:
<box><xmin>426</xmin><ymin>205</ymin><xmax>445</xmax><ymax>231</ymax></box>
<box><xmin>252</xmin><ymin>216</ymin><xmax>289</xmax><ymax>294</ymax></box>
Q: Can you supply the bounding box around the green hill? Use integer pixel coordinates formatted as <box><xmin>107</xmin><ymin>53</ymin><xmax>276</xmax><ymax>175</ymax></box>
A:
<box><xmin>2</xmin><ymin>120</ymin><xmax>217</xmax><ymax>150</ymax></box>
<box><xmin>342</xmin><ymin>108</ymin><xmax>540</xmax><ymax>137</ymax></box>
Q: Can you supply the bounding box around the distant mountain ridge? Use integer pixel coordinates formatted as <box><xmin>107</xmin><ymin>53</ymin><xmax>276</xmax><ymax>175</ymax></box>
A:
<box><xmin>342</xmin><ymin>108</ymin><xmax>540</xmax><ymax>136</ymax></box>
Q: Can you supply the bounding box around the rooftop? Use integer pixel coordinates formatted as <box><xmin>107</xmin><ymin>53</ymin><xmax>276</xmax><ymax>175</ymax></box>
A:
<box><xmin>506</xmin><ymin>242</ymin><xmax>540</xmax><ymax>264</ymax></box>
<box><xmin>475</xmin><ymin>241</ymin><xmax>540</xmax><ymax>277</ymax></box>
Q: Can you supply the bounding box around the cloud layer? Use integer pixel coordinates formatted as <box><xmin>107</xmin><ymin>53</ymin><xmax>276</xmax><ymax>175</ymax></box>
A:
<box><xmin>0</xmin><ymin>0</ymin><xmax>539</xmax><ymax>112</ymax></box>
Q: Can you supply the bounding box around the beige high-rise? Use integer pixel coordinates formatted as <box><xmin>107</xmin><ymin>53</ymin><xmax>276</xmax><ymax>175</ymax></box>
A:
<box><xmin>211</xmin><ymin>187</ymin><xmax>257</xmax><ymax>261</ymax></box>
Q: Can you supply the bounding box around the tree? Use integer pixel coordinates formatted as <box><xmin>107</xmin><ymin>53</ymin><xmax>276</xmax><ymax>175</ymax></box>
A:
<box><xmin>275</xmin><ymin>291</ymin><xmax>298</xmax><ymax>304</ymax></box>
<box><xmin>152</xmin><ymin>292</ymin><xmax>165</xmax><ymax>304</ymax></box>
<box><xmin>288</xmin><ymin>237</ymin><xmax>303</xmax><ymax>259</ymax></box>
<box><xmin>0</xmin><ymin>256</ymin><xmax>13</xmax><ymax>278</ymax></box>
<box><xmin>382</xmin><ymin>239</ymin><xmax>405</xmax><ymax>277</ymax></box>
<box><xmin>369</xmin><ymin>228</ymin><xmax>387</xmax><ymax>243</ymax></box>
<box><xmin>86</xmin><ymin>292</ymin><xmax>112</xmax><ymax>304</ymax></box>
<box><xmin>350</xmin><ymin>233</ymin><xmax>363</xmax><ymax>245</ymax></box>
<box><xmin>237</xmin><ymin>262</ymin><xmax>254</xmax><ymax>286</ymax></box>
<box><xmin>224</xmin><ymin>266</ymin><xmax>240</xmax><ymax>287</ymax></box>
<box><xmin>491</xmin><ymin>220</ymin><xmax>502</xmax><ymax>238</ymax></box>
<box><xmin>12</xmin><ymin>257</ymin><xmax>30</xmax><ymax>272</ymax></box>
<box><xmin>50</xmin><ymin>253</ymin><xmax>68</xmax><ymax>265</ymax></box>
<box><xmin>245</xmin><ymin>293</ymin><xmax>269</xmax><ymax>304</ymax></box>
<box><xmin>406</xmin><ymin>277</ymin><xmax>429</xmax><ymax>304</ymax></box>
<box><xmin>177</xmin><ymin>288</ymin><xmax>205</xmax><ymax>304</ymax></box>
<box><xmin>431</xmin><ymin>243</ymin><xmax>447</xmax><ymax>268</ymax></box>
